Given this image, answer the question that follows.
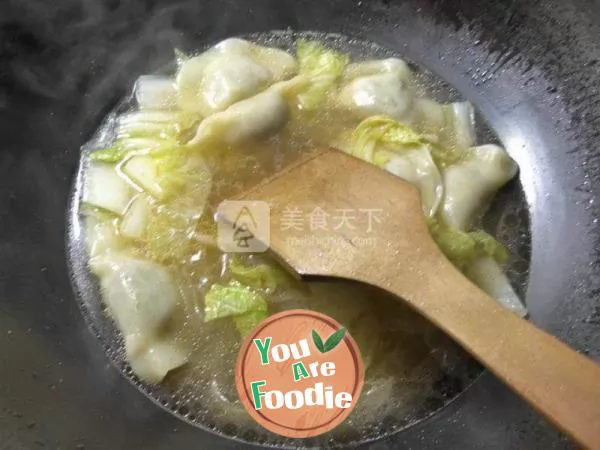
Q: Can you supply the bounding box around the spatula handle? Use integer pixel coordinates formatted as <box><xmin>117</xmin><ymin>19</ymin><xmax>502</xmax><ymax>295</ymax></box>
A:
<box><xmin>380</xmin><ymin>258</ymin><xmax>600</xmax><ymax>448</ymax></box>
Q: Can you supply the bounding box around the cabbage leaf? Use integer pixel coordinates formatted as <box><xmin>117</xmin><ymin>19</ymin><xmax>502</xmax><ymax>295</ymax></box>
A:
<box><xmin>349</xmin><ymin>115</ymin><xmax>461</xmax><ymax>168</ymax></box>
<box><xmin>90</xmin><ymin>111</ymin><xmax>199</xmax><ymax>163</ymax></box>
<box><xmin>204</xmin><ymin>281</ymin><xmax>268</xmax><ymax>336</ymax></box>
<box><xmin>427</xmin><ymin>217</ymin><xmax>508</xmax><ymax>268</ymax></box>
<box><xmin>152</xmin><ymin>152</ymin><xmax>212</xmax><ymax>202</ymax></box>
<box><xmin>296</xmin><ymin>40</ymin><xmax>350</xmax><ymax>110</ymax></box>
<box><xmin>229</xmin><ymin>258</ymin><xmax>288</xmax><ymax>291</ymax></box>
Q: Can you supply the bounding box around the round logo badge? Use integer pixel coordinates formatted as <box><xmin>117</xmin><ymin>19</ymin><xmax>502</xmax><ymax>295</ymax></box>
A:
<box><xmin>235</xmin><ymin>309</ymin><xmax>364</xmax><ymax>438</ymax></box>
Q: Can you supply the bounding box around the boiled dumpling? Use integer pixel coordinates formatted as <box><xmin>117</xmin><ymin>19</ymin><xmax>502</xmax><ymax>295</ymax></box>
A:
<box><xmin>199</xmin><ymin>54</ymin><xmax>272</xmax><ymax>115</ymax></box>
<box><xmin>383</xmin><ymin>146</ymin><xmax>444</xmax><ymax>218</ymax></box>
<box><xmin>441</xmin><ymin>144</ymin><xmax>518</xmax><ymax>230</ymax></box>
<box><xmin>339</xmin><ymin>73</ymin><xmax>414</xmax><ymax>122</ymax></box>
<box><xmin>464</xmin><ymin>256</ymin><xmax>527</xmax><ymax>317</ymax></box>
<box><xmin>414</xmin><ymin>98</ymin><xmax>445</xmax><ymax>134</ymax></box>
<box><xmin>342</xmin><ymin>58</ymin><xmax>414</xmax><ymax>84</ymax></box>
<box><xmin>339</xmin><ymin>58</ymin><xmax>416</xmax><ymax>122</ymax></box>
<box><xmin>187</xmin><ymin>76</ymin><xmax>307</xmax><ymax>147</ymax></box>
<box><xmin>129</xmin><ymin>339</ymin><xmax>189</xmax><ymax>384</ymax></box>
<box><xmin>438</xmin><ymin>145</ymin><xmax>524</xmax><ymax>315</ymax></box>
<box><xmin>177</xmin><ymin>53</ymin><xmax>272</xmax><ymax>116</ymax></box>
<box><xmin>176</xmin><ymin>39</ymin><xmax>298</xmax><ymax>116</ymax></box>
<box><xmin>187</xmin><ymin>90</ymin><xmax>287</xmax><ymax>147</ymax></box>
<box><xmin>95</xmin><ymin>255</ymin><xmax>188</xmax><ymax>382</ymax></box>
<box><xmin>214</xmin><ymin>38</ymin><xmax>298</xmax><ymax>81</ymax></box>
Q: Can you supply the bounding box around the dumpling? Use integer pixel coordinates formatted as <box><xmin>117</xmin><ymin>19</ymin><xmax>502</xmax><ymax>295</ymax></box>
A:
<box><xmin>95</xmin><ymin>255</ymin><xmax>188</xmax><ymax>382</ymax></box>
<box><xmin>414</xmin><ymin>98</ymin><xmax>445</xmax><ymax>134</ymax></box>
<box><xmin>342</xmin><ymin>58</ymin><xmax>414</xmax><ymax>84</ymax></box>
<box><xmin>464</xmin><ymin>256</ymin><xmax>527</xmax><ymax>317</ymax></box>
<box><xmin>199</xmin><ymin>54</ymin><xmax>273</xmax><ymax>114</ymax></box>
<box><xmin>383</xmin><ymin>146</ymin><xmax>444</xmax><ymax>218</ymax></box>
<box><xmin>177</xmin><ymin>53</ymin><xmax>272</xmax><ymax>116</ymax></box>
<box><xmin>339</xmin><ymin>73</ymin><xmax>415</xmax><ymax>122</ymax></box>
<box><xmin>176</xmin><ymin>38</ymin><xmax>298</xmax><ymax>116</ymax></box>
<box><xmin>338</xmin><ymin>58</ymin><xmax>416</xmax><ymax>122</ymax></box>
<box><xmin>187</xmin><ymin>90</ymin><xmax>287</xmax><ymax>147</ymax></box>
<box><xmin>437</xmin><ymin>145</ymin><xmax>524</xmax><ymax>315</ymax></box>
<box><xmin>441</xmin><ymin>144</ymin><xmax>518</xmax><ymax>230</ymax></box>
<box><xmin>214</xmin><ymin>38</ymin><xmax>298</xmax><ymax>81</ymax></box>
<box><xmin>187</xmin><ymin>76</ymin><xmax>307</xmax><ymax>147</ymax></box>
<box><xmin>129</xmin><ymin>339</ymin><xmax>189</xmax><ymax>384</ymax></box>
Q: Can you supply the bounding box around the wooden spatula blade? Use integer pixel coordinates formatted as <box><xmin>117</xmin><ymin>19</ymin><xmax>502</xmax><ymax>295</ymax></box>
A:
<box><xmin>225</xmin><ymin>148</ymin><xmax>436</xmax><ymax>283</ymax></box>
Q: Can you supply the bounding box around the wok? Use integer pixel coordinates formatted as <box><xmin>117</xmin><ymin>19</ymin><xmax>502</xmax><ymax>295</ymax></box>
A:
<box><xmin>1</xmin><ymin>0</ymin><xmax>599</xmax><ymax>448</ymax></box>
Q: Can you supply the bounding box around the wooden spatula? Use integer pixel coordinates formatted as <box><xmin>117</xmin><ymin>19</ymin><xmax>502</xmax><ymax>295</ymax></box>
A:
<box><xmin>220</xmin><ymin>148</ymin><xmax>600</xmax><ymax>447</ymax></box>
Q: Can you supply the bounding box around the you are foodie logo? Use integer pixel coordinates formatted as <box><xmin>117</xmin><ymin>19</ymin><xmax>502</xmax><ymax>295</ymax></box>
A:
<box><xmin>235</xmin><ymin>310</ymin><xmax>364</xmax><ymax>438</ymax></box>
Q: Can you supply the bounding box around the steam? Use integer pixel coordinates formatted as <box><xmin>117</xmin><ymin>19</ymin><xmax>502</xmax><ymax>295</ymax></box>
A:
<box><xmin>1</xmin><ymin>0</ymin><xmax>186</xmax><ymax>128</ymax></box>
<box><xmin>0</xmin><ymin>0</ymin><xmax>306</xmax><ymax>133</ymax></box>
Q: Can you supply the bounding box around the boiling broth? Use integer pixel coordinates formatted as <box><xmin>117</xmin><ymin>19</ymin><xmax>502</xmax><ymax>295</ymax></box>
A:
<box><xmin>68</xmin><ymin>31</ymin><xmax>530</xmax><ymax>447</ymax></box>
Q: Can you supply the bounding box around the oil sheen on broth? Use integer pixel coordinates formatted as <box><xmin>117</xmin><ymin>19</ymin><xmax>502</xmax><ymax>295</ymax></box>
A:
<box><xmin>69</xmin><ymin>31</ymin><xmax>530</xmax><ymax>446</ymax></box>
